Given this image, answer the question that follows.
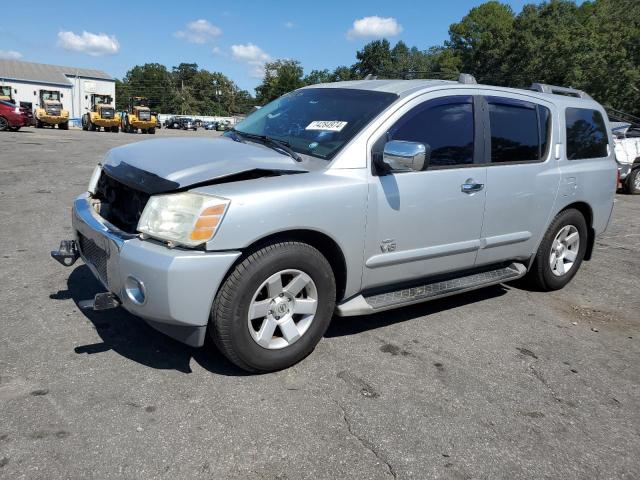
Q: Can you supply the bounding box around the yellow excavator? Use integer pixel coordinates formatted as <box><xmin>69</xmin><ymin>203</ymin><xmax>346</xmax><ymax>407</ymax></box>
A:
<box><xmin>82</xmin><ymin>94</ymin><xmax>120</xmax><ymax>132</ymax></box>
<box><xmin>35</xmin><ymin>89</ymin><xmax>69</xmax><ymax>129</ymax></box>
<box><xmin>121</xmin><ymin>96</ymin><xmax>156</xmax><ymax>134</ymax></box>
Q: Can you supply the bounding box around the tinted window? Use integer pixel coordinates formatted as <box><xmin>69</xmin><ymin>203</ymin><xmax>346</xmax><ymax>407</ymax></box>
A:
<box><xmin>488</xmin><ymin>98</ymin><xmax>544</xmax><ymax>163</ymax></box>
<box><xmin>566</xmin><ymin>108</ymin><xmax>608</xmax><ymax>159</ymax></box>
<box><xmin>387</xmin><ymin>96</ymin><xmax>474</xmax><ymax>167</ymax></box>
<box><xmin>0</xmin><ymin>100</ymin><xmax>15</xmax><ymax>108</ymax></box>
<box><xmin>539</xmin><ymin>105</ymin><xmax>551</xmax><ymax>158</ymax></box>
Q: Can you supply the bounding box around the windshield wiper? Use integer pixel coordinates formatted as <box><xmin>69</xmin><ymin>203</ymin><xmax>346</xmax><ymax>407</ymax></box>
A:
<box><xmin>230</xmin><ymin>129</ymin><xmax>302</xmax><ymax>162</ymax></box>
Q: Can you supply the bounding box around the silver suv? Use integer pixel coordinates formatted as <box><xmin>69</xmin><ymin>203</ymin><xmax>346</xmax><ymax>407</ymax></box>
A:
<box><xmin>52</xmin><ymin>75</ymin><xmax>617</xmax><ymax>372</ymax></box>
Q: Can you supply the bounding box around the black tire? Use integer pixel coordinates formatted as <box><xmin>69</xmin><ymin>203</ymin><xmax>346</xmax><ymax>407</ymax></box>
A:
<box><xmin>527</xmin><ymin>208</ymin><xmax>588</xmax><ymax>291</ymax></box>
<box><xmin>81</xmin><ymin>114</ymin><xmax>89</xmax><ymax>131</ymax></box>
<box><xmin>59</xmin><ymin>121</ymin><xmax>69</xmax><ymax>130</ymax></box>
<box><xmin>210</xmin><ymin>242</ymin><xmax>336</xmax><ymax>373</ymax></box>
<box><xmin>624</xmin><ymin>168</ymin><xmax>640</xmax><ymax>195</ymax></box>
<box><xmin>9</xmin><ymin>126</ymin><xmax>20</xmax><ymax>132</ymax></box>
<box><xmin>36</xmin><ymin>119</ymin><xmax>43</xmax><ymax>128</ymax></box>
<box><xmin>111</xmin><ymin>126</ymin><xmax>119</xmax><ymax>133</ymax></box>
<box><xmin>148</xmin><ymin>127</ymin><xmax>156</xmax><ymax>134</ymax></box>
<box><xmin>0</xmin><ymin>116</ymin><xmax>8</xmax><ymax>131</ymax></box>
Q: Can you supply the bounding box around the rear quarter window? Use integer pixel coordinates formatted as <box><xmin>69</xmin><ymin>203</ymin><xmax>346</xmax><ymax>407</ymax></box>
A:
<box><xmin>565</xmin><ymin>108</ymin><xmax>608</xmax><ymax>159</ymax></box>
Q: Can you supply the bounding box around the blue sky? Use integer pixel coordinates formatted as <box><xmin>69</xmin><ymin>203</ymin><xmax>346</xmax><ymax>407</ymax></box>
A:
<box><xmin>1</xmin><ymin>0</ymin><xmax>542</xmax><ymax>93</ymax></box>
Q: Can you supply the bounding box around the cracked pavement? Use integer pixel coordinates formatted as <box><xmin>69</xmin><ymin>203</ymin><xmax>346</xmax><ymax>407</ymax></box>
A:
<box><xmin>1</xmin><ymin>128</ymin><xmax>639</xmax><ymax>479</ymax></box>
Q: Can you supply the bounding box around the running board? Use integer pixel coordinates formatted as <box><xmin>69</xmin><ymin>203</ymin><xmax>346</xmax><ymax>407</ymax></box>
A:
<box><xmin>336</xmin><ymin>262</ymin><xmax>527</xmax><ymax>317</ymax></box>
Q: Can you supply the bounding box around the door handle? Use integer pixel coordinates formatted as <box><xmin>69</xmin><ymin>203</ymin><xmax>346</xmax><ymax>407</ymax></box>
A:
<box><xmin>461</xmin><ymin>179</ymin><xmax>484</xmax><ymax>194</ymax></box>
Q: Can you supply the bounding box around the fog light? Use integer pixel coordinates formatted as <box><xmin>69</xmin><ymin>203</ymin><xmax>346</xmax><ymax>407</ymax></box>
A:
<box><xmin>124</xmin><ymin>276</ymin><xmax>146</xmax><ymax>305</ymax></box>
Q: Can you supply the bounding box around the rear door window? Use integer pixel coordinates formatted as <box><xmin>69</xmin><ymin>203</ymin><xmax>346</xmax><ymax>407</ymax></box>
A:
<box><xmin>565</xmin><ymin>108</ymin><xmax>608</xmax><ymax>159</ymax></box>
<box><xmin>487</xmin><ymin>97</ymin><xmax>551</xmax><ymax>163</ymax></box>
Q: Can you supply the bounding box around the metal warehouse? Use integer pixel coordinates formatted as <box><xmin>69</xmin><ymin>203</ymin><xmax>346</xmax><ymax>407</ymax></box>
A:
<box><xmin>0</xmin><ymin>59</ymin><xmax>114</xmax><ymax>123</ymax></box>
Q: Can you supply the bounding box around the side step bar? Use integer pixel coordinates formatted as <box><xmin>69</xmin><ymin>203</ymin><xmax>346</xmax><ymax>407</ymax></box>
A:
<box><xmin>336</xmin><ymin>262</ymin><xmax>527</xmax><ymax>317</ymax></box>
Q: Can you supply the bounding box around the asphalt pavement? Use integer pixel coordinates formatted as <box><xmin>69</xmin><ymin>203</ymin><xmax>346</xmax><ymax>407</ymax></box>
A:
<box><xmin>1</xmin><ymin>127</ymin><xmax>639</xmax><ymax>479</ymax></box>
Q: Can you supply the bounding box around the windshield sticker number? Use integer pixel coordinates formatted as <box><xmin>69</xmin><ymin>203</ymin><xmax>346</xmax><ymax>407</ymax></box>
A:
<box><xmin>306</xmin><ymin>121</ymin><xmax>348</xmax><ymax>132</ymax></box>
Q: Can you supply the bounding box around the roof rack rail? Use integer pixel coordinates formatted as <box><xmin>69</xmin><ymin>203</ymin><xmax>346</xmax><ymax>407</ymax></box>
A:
<box><xmin>458</xmin><ymin>73</ymin><xmax>477</xmax><ymax>85</ymax></box>
<box><xmin>529</xmin><ymin>83</ymin><xmax>592</xmax><ymax>100</ymax></box>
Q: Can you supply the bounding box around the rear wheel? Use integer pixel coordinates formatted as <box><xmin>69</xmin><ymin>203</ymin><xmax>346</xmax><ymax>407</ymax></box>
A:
<box><xmin>210</xmin><ymin>242</ymin><xmax>336</xmax><ymax>372</ymax></box>
<box><xmin>0</xmin><ymin>116</ymin><xmax>8</xmax><ymax>131</ymax></box>
<box><xmin>624</xmin><ymin>168</ymin><xmax>640</xmax><ymax>195</ymax></box>
<box><xmin>527</xmin><ymin>208</ymin><xmax>587</xmax><ymax>291</ymax></box>
<box><xmin>81</xmin><ymin>114</ymin><xmax>89</xmax><ymax>131</ymax></box>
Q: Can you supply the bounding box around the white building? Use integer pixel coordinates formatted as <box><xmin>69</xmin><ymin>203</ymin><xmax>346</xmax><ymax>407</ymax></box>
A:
<box><xmin>0</xmin><ymin>59</ymin><xmax>115</xmax><ymax>124</ymax></box>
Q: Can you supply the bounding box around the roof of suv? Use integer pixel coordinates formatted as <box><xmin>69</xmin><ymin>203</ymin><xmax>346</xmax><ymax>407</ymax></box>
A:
<box><xmin>303</xmin><ymin>79</ymin><xmax>603</xmax><ymax>109</ymax></box>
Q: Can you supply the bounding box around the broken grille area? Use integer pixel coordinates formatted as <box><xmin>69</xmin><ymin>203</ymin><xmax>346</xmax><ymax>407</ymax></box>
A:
<box><xmin>94</xmin><ymin>172</ymin><xmax>150</xmax><ymax>234</ymax></box>
<box><xmin>77</xmin><ymin>232</ymin><xmax>108</xmax><ymax>283</ymax></box>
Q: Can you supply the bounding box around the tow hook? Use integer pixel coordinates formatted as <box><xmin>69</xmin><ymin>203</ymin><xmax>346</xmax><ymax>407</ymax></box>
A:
<box><xmin>78</xmin><ymin>292</ymin><xmax>121</xmax><ymax>311</ymax></box>
<box><xmin>51</xmin><ymin>240</ymin><xmax>80</xmax><ymax>266</ymax></box>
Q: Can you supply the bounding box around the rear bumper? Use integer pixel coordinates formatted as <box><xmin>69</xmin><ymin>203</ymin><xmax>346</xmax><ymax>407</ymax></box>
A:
<box><xmin>71</xmin><ymin>193</ymin><xmax>241</xmax><ymax>346</ymax></box>
<box><xmin>93</xmin><ymin>118</ymin><xmax>120</xmax><ymax>127</ymax></box>
<box><xmin>38</xmin><ymin>114</ymin><xmax>68</xmax><ymax>124</ymax></box>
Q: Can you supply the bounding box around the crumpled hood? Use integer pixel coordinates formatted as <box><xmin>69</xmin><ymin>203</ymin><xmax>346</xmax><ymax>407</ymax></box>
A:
<box><xmin>102</xmin><ymin>137</ymin><xmax>308</xmax><ymax>193</ymax></box>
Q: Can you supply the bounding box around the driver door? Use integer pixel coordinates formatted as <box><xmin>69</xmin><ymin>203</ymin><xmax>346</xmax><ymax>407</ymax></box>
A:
<box><xmin>362</xmin><ymin>92</ymin><xmax>488</xmax><ymax>290</ymax></box>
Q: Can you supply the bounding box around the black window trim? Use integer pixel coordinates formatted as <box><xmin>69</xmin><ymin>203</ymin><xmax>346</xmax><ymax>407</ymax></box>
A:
<box><xmin>371</xmin><ymin>94</ymin><xmax>485</xmax><ymax>175</ymax></box>
<box><xmin>480</xmin><ymin>95</ymin><xmax>553</xmax><ymax>166</ymax></box>
<box><xmin>564</xmin><ymin>106</ymin><xmax>609</xmax><ymax>161</ymax></box>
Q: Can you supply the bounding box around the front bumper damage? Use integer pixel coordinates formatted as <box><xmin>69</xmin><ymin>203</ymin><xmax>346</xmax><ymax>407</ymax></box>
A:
<box><xmin>52</xmin><ymin>193</ymin><xmax>241</xmax><ymax>347</ymax></box>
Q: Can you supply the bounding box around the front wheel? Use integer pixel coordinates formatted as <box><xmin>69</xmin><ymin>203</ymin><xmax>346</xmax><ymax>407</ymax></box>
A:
<box><xmin>624</xmin><ymin>168</ymin><xmax>640</xmax><ymax>195</ymax></box>
<box><xmin>209</xmin><ymin>242</ymin><xmax>336</xmax><ymax>372</ymax></box>
<box><xmin>59</xmin><ymin>121</ymin><xmax>69</xmax><ymax>130</ymax></box>
<box><xmin>148</xmin><ymin>127</ymin><xmax>155</xmax><ymax>134</ymax></box>
<box><xmin>527</xmin><ymin>208</ymin><xmax>587</xmax><ymax>291</ymax></box>
<box><xmin>0</xmin><ymin>116</ymin><xmax>8</xmax><ymax>131</ymax></box>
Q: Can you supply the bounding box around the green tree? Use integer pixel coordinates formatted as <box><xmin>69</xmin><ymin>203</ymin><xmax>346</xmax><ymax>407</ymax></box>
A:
<box><xmin>352</xmin><ymin>39</ymin><xmax>393</xmax><ymax>77</ymax></box>
<box><xmin>255</xmin><ymin>59</ymin><xmax>305</xmax><ymax>104</ymax></box>
<box><xmin>448</xmin><ymin>1</ymin><xmax>515</xmax><ymax>83</ymax></box>
<box><xmin>303</xmin><ymin>69</ymin><xmax>333</xmax><ymax>85</ymax></box>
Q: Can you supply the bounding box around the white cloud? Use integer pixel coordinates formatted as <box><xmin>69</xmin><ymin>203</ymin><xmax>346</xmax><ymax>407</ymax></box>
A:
<box><xmin>175</xmin><ymin>19</ymin><xmax>222</xmax><ymax>44</ymax></box>
<box><xmin>0</xmin><ymin>50</ymin><xmax>22</xmax><ymax>60</ymax></box>
<box><xmin>57</xmin><ymin>31</ymin><xmax>119</xmax><ymax>56</ymax></box>
<box><xmin>284</xmin><ymin>21</ymin><xmax>295</xmax><ymax>29</ymax></box>
<box><xmin>347</xmin><ymin>16</ymin><xmax>403</xmax><ymax>39</ymax></box>
<box><xmin>231</xmin><ymin>43</ymin><xmax>271</xmax><ymax>78</ymax></box>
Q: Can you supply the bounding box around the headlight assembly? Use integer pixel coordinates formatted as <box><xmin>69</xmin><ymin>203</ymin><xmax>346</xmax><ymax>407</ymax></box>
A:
<box><xmin>137</xmin><ymin>192</ymin><xmax>230</xmax><ymax>247</ymax></box>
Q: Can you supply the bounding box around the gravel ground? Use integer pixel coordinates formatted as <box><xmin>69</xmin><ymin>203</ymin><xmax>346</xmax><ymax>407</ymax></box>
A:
<box><xmin>1</xmin><ymin>127</ymin><xmax>639</xmax><ymax>480</ymax></box>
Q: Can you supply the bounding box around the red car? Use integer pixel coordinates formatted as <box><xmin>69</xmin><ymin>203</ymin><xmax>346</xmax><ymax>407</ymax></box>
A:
<box><xmin>0</xmin><ymin>100</ymin><xmax>30</xmax><ymax>131</ymax></box>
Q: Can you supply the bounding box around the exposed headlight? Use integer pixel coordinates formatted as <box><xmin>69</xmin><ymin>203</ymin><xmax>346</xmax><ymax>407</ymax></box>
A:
<box><xmin>88</xmin><ymin>164</ymin><xmax>102</xmax><ymax>194</ymax></box>
<box><xmin>137</xmin><ymin>192</ymin><xmax>230</xmax><ymax>247</ymax></box>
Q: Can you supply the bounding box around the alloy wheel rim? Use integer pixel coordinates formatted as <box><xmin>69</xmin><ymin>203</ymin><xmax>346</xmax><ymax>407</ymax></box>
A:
<box><xmin>247</xmin><ymin>269</ymin><xmax>318</xmax><ymax>350</ymax></box>
<box><xmin>634</xmin><ymin>172</ymin><xmax>640</xmax><ymax>190</ymax></box>
<box><xmin>549</xmin><ymin>225</ymin><xmax>580</xmax><ymax>277</ymax></box>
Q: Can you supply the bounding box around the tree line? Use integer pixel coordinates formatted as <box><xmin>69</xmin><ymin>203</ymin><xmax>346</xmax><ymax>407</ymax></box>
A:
<box><xmin>115</xmin><ymin>62</ymin><xmax>254</xmax><ymax>116</ymax></box>
<box><xmin>257</xmin><ymin>0</ymin><xmax>640</xmax><ymax>116</ymax></box>
<box><xmin>117</xmin><ymin>0</ymin><xmax>640</xmax><ymax>117</ymax></box>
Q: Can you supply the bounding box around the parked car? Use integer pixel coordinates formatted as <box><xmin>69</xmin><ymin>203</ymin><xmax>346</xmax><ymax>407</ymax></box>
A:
<box><xmin>181</xmin><ymin>118</ymin><xmax>198</xmax><ymax>131</ymax></box>
<box><xmin>164</xmin><ymin>116</ymin><xmax>181</xmax><ymax>129</ymax></box>
<box><xmin>204</xmin><ymin>122</ymin><xmax>218</xmax><ymax>131</ymax></box>
<box><xmin>0</xmin><ymin>100</ymin><xmax>30</xmax><ymax>131</ymax></box>
<box><xmin>216</xmin><ymin>120</ymin><xmax>230</xmax><ymax>131</ymax></box>
<box><xmin>52</xmin><ymin>75</ymin><xmax>616</xmax><ymax>372</ymax></box>
<box><xmin>612</xmin><ymin>122</ymin><xmax>640</xmax><ymax>194</ymax></box>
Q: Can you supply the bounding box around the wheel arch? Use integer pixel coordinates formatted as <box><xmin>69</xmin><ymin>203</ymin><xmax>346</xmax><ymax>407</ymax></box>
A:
<box><xmin>559</xmin><ymin>201</ymin><xmax>595</xmax><ymax>261</ymax></box>
<box><xmin>233</xmin><ymin>229</ymin><xmax>348</xmax><ymax>301</ymax></box>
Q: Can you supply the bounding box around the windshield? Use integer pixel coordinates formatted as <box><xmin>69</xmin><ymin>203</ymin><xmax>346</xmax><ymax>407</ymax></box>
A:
<box><xmin>42</xmin><ymin>91</ymin><xmax>60</xmax><ymax>101</ymax></box>
<box><xmin>229</xmin><ymin>88</ymin><xmax>397</xmax><ymax>160</ymax></box>
<box><xmin>95</xmin><ymin>95</ymin><xmax>112</xmax><ymax>104</ymax></box>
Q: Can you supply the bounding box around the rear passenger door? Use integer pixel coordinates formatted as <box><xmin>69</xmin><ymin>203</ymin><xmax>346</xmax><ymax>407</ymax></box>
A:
<box><xmin>475</xmin><ymin>95</ymin><xmax>560</xmax><ymax>267</ymax></box>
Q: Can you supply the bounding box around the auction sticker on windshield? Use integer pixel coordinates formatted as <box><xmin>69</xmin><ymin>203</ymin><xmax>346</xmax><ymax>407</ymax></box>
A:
<box><xmin>306</xmin><ymin>121</ymin><xmax>348</xmax><ymax>132</ymax></box>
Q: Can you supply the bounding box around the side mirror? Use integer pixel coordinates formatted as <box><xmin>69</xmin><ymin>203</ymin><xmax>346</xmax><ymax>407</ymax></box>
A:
<box><xmin>382</xmin><ymin>140</ymin><xmax>430</xmax><ymax>172</ymax></box>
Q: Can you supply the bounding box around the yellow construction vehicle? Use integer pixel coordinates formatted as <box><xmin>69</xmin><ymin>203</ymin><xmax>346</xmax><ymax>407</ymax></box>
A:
<box><xmin>121</xmin><ymin>96</ymin><xmax>156</xmax><ymax>134</ymax></box>
<box><xmin>35</xmin><ymin>89</ymin><xmax>69</xmax><ymax>129</ymax></box>
<box><xmin>82</xmin><ymin>94</ymin><xmax>120</xmax><ymax>132</ymax></box>
<box><xmin>0</xmin><ymin>85</ymin><xmax>14</xmax><ymax>103</ymax></box>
